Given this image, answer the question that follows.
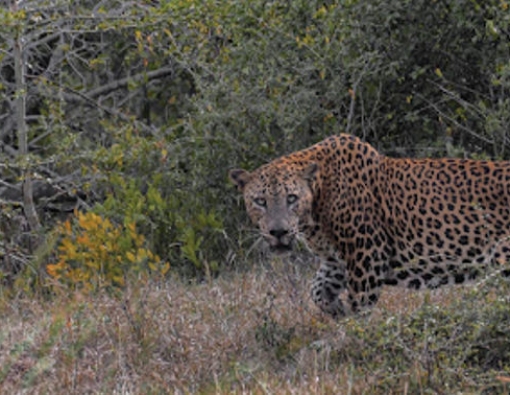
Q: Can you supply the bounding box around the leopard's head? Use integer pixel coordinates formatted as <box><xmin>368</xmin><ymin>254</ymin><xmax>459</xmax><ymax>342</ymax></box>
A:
<box><xmin>229</xmin><ymin>161</ymin><xmax>319</xmax><ymax>254</ymax></box>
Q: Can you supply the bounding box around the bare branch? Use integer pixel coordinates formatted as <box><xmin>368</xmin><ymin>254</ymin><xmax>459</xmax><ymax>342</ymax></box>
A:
<box><xmin>65</xmin><ymin>65</ymin><xmax>174</xmax><ymax>101</ymax></box>
<box><xmin>416</xmin><ymin>93</ymin><xmax>494</xmax><ymax>146</ymax></box>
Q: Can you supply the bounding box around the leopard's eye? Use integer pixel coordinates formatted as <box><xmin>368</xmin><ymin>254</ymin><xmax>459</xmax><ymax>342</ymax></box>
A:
<box><xmin>287</xmin><ymin>194</ymin><xmax>298</xmax><ymax>205</ymax></box>
<box><xmin>253</xmin><ymin>197</ymin><xmax>267</xmax><ymax>207</ymax></box>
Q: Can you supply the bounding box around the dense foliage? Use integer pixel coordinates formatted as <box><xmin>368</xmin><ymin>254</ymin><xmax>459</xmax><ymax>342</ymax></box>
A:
<box><xmin>0</xmin><ymin>0</ymin><xmax>509</xmax><ymax>286</ymax></box>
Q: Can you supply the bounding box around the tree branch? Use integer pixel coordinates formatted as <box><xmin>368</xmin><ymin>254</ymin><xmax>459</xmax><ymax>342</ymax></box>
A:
<box><xmin>61</xmin><ymin>65</ymin><xmax>174</xmax><ymax>102</ymax></box>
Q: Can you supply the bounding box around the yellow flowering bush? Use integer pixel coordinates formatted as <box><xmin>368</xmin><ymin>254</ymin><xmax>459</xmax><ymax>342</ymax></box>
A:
<box><xmin>47</xmin><ymin>211</ymin><xmax>169</xmax><ymax>293</ymax></box>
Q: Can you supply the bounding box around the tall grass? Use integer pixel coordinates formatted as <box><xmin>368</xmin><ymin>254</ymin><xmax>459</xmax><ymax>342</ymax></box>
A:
<box><xmin>1</xmin><ymin>257</ymin><xmax>509</xmax><ymax>394</ymax></box>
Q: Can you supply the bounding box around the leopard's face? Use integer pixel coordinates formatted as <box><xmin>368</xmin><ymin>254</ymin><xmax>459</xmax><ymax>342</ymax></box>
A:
<box><xmin>229</xmin><ymin>162</ymin><xmax>318</xmax><ymax>253</ymax></box>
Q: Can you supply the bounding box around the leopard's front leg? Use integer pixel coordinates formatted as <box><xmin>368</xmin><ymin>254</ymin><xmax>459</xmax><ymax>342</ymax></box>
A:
<box><xmin>343</xmin><ymin>252</ymin><xmax>385</xmax><ymax>315</ymax></box>
<box><xmin>311</xmin><ymin>258</ymin><xmax>349</xmax><ymax>317</ymax></box>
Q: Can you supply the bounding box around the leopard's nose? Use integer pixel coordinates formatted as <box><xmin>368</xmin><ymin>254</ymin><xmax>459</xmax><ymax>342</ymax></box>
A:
<box><xmin>269</xmin><ymin>228</ymin><xmax>289</xmax><ymax>240</ymax></box>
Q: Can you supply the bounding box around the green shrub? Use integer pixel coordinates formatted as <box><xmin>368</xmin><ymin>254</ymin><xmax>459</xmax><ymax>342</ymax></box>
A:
<box><xmin>328</xmin><ymin>277</ymin><xmax>510</xmax><ymax>392</ymax></box>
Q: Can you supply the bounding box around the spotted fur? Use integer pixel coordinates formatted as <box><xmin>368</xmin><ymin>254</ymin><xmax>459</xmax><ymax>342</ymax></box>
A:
<box><xmin>230</xmin><ymin>134</ymin><xmax>510</xmax><ymax>317</ymax></box>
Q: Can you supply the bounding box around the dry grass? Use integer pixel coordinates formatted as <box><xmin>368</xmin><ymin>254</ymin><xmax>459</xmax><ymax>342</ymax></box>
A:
<box><xmin>1</xmin><ymin>259</ymin><xmax>509</xmax><ymax>394</ymax></box>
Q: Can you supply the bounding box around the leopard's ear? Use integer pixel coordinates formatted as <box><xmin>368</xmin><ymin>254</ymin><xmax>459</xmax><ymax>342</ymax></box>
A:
<box><xmin>229</xmin><ymin>169</ymin><xmax>252</xmax><ymax>191</ymax></box>
<box><xmin>303</xmin><ymin>162</ymin><xmax>319</xmax><ymax>182</ymax></box>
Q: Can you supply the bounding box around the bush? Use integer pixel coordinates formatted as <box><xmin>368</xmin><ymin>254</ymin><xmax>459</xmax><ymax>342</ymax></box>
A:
<box><xmin>46</xmin><ymin>211</ymin><xmax>169</xmax><ymax>294</ymax></box>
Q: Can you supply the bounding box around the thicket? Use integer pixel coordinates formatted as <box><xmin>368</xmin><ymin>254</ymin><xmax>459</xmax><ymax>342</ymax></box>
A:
<box><xmin>0</xmin><ymin>0</ymin><xmax>509</xmax><ymax>289</ymax></box>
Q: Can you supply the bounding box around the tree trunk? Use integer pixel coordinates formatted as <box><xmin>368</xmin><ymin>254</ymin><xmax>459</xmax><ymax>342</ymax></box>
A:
<box><xmin>13</xmin><ymin>3</ymin><xmax>41</xmax><ymax>250</ymax></box>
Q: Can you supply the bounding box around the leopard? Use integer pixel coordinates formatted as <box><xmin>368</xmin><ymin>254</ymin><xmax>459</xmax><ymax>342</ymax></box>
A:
<box><xmin>229</xmin><ymin>134</ymin><xmax>510</xmax><ymax>317</ymax></box>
